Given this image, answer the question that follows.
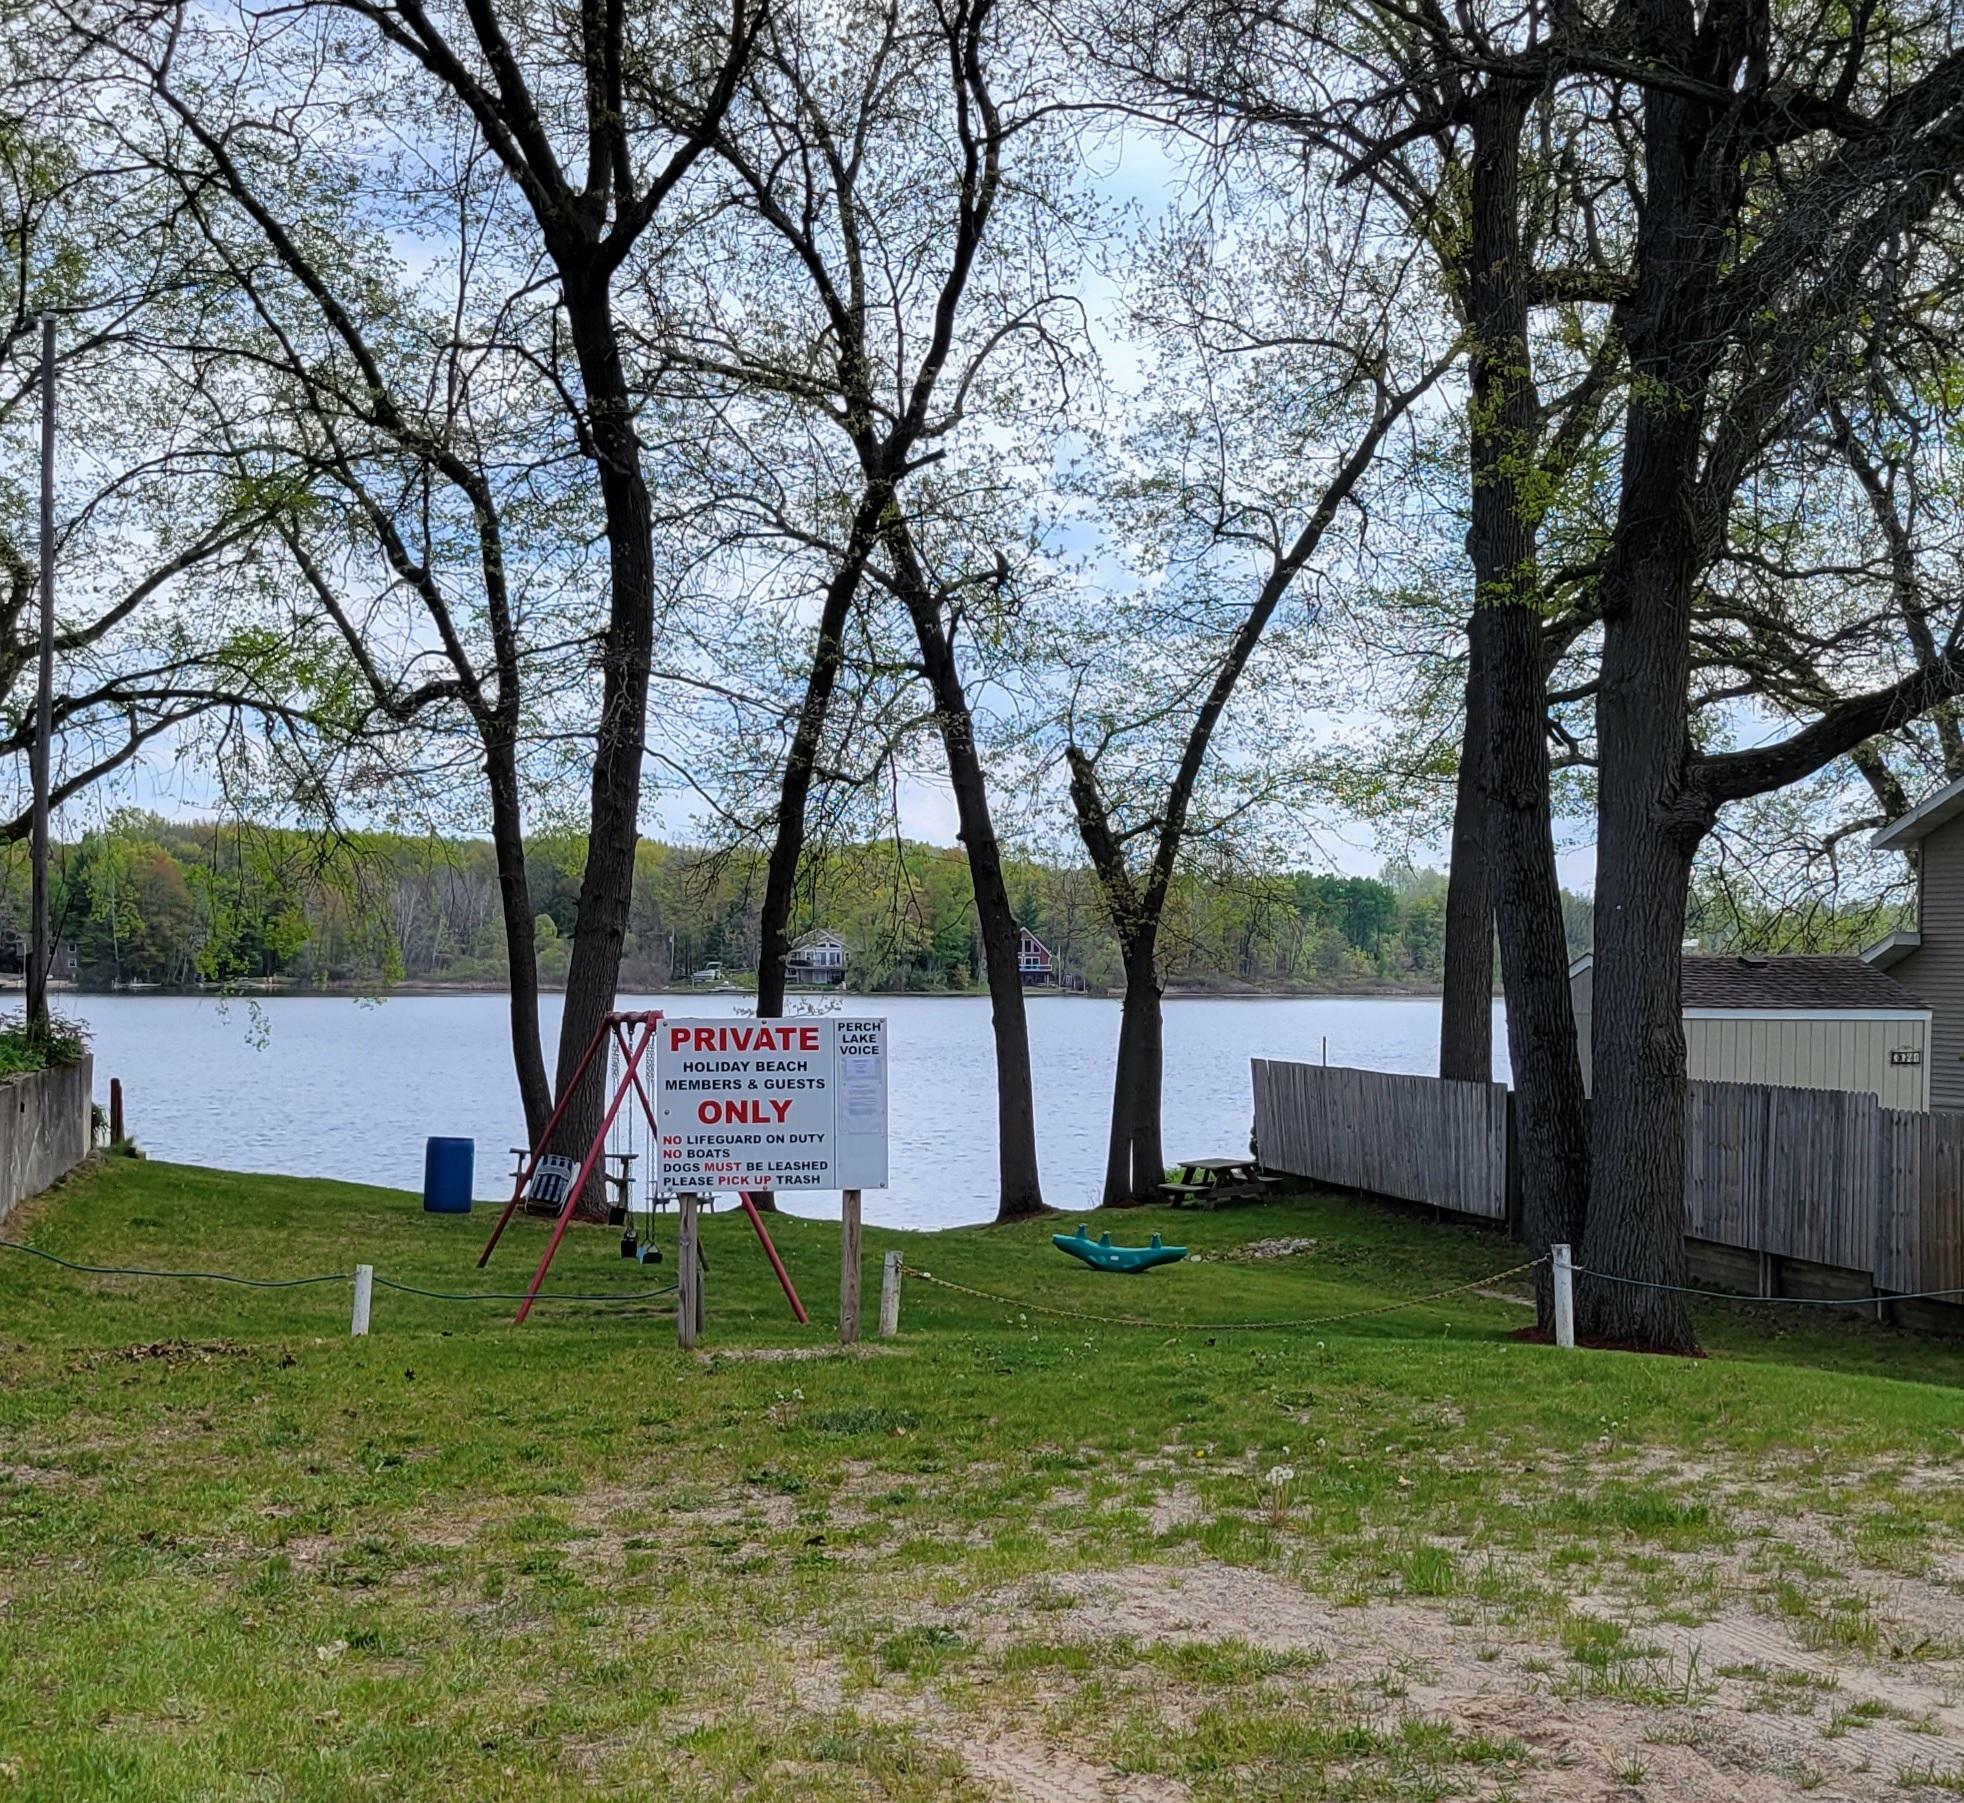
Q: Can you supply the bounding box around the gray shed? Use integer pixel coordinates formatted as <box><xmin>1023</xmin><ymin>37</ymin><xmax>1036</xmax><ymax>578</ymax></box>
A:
<box><xmin>1572</xmin><ymin>953</ymin><xmax>1931</xmax><ymax>1111</ymax></box>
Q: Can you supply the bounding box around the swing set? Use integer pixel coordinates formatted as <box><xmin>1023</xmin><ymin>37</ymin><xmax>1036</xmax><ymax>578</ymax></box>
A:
<box><xmin>478</xmin><ymin>1010</ymin><xmax>810</xmax><ymax>1326</ymax></box>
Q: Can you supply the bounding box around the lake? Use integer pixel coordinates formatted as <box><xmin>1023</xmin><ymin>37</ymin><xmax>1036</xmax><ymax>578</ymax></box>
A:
<box><xmin>63</xmin><ymin>992</ymin><xmax>1509</xmax><ymax>1229</ymax></box>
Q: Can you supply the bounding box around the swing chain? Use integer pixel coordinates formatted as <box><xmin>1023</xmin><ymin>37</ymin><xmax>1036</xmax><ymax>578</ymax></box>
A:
<box><xmin>606</xmin><ymin>1036</ymin><xmax>633</xmax><ymax>1220</ymax></box>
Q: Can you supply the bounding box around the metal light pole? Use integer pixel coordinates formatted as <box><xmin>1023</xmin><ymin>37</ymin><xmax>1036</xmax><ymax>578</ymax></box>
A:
<box><xmin>29</xmin><ymin>315</ymin><xmax>54</xmax><ymax>1031</ymax></box>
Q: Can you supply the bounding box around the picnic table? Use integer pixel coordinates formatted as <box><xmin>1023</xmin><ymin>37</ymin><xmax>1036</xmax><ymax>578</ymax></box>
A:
<box><xmin>1157</xmin><ymin>1157</ymin><xmax>1283</xmax><ymax>1209</ymax></box>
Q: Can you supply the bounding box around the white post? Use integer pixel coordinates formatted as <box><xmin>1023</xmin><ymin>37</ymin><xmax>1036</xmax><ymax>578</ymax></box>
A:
<box><xmin>878</xmin><ymin>1249</ymin><xmax>902</xmax><ymax>1338</ymax></box>
<box><xmin>677</xmin><ymin>1193</ymin><xmax>700</xmax><ymax>1350</ymax></box>
<box><xmin>1551</xmin><ymin>1243</ymin><xmax>1575</xmax><ymax>1350</ymax></box>
<box><xmin>839</xmin><ymin>1189</ymin><xmax>863</xmax><ymax>1345</ymax></box>
<box><xmin>351</xmin><ymin>1263</ymin><xmax>373</xmax><ymax>1337</ymax></box>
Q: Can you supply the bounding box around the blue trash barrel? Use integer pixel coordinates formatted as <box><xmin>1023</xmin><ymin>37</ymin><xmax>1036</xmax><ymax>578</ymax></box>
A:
<box><xmin>423</xmin><ymin>1137</ymin><xmax>475</xmax><ymax>1213</ymax></box>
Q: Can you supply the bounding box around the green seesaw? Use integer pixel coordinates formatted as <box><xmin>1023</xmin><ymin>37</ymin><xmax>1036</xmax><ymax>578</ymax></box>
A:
<box><xmin>1051</xmin><ymin>1223</ymin><xmax>1189</xmax><ymax>1274</ymax></box>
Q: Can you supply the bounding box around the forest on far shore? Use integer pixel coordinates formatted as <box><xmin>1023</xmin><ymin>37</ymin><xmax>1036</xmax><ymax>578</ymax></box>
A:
<box><xmin>6</xmin><ymin>814</ymin><xmax>1616</xmax><ymax>997</ymax></box>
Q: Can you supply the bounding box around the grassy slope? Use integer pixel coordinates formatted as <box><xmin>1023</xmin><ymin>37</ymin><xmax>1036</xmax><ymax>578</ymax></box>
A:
<box><xmin>2</xmin><ymin>1159</ymin><xmax>1963</xmax><ymax>1800</ymax></box>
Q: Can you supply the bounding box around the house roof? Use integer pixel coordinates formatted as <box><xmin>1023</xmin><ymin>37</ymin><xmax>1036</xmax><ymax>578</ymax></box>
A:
<box><xmin>1863</xmin><ymin>930</ymin><xmax>1921</xmax><ymax>971</ymax></box>
<box><xmin>1678</xmin><ymin>954</ymin><xmax>1927</xmax><ymax>1012</ymax></box>
<box><xmin>1873</xmin><ymin>771</ymin><xmax>1964</xmax><ymax>851</ymax></box>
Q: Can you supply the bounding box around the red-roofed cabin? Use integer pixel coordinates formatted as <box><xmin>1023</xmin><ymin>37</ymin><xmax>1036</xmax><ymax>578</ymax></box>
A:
<box><xmin>1018</xmin><ymin>928</ymin><xmax>1055</xmax><ymax>988</ymax></box>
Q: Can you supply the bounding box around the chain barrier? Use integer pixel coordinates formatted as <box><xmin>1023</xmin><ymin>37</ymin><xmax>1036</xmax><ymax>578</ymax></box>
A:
<box><xmin>0</xmin><ymin>1241</ymin><xmax>351</xmax><ymax>1289</ymax></box>
<box><xmin>1574</xmin><ymin>1264</ymin><xmax>1964</xmax><ymax>1308</ymax></box>
<box><xmin>371</xmin><ymin>1274</ymin><xmax>677</xmax><ymax>1304</ymax></box>
<box><xmin>896</xmin><ymin>1256</ymin><xmax>1546</xmax><ymax>1333</ymax></box>
<box><xmin>0</xmin><ymin>1238</ymin><xmax>677</xmax><ymax>1308</ymax></box>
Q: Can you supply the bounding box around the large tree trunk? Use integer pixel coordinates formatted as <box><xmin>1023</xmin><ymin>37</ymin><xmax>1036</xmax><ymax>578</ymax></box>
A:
<box><xmin>1102</xmin><ymin>933</ymin><xmax>1164</xmax><ymax>1206</ymax></box>
<box><xmin>1577</xmin><ymin>86</ymin><xmax>1713</xmax><ymax>1353</ymax></box>
<box><xmin>935</xmin><ymin>696</ymin><xmax>1047</xmax><ymax>1220</ymax></box>
<box><xmin>1438</xmin><ymin>636</ymin><xmax>1494</xmax><ymax>1082</ymax></box>
<box><xmin>1462</xmin><ymin>86</ymin><xmax>1592</xmax><ymax>1312</ymax></box>
<box><xmin>1065</xmin><ymin>751</ymin><xmax>1164</xmax><ymax>1208</ymax></box>
<box><xmin>1581</xmin><ymin>583</ymin><xmax>1700</xmax><ymax>1350</ymax></box>
<box><xmin>551</xmin><ymin>286</ymin><xmax>656</xmax><ymax>1217</ymax></box>
<box><xmin>889</xmin><ymin>530</ymin><xmax>1046</xmax><ymax>1221</ymax></box>
<box><xmin>1480</xmin><ymin>604</ymin><xmax>1590</xmax><ymax>1284</ymax></box>
<box><xmin>1582</xmin><ymin>364</ymin><xmax>1709</xmax><ymax>1348</ymax></box>
<box><xmin>485</xmin><ymin>731</ymin><xmax>551</xmax><ymax>1141</ymax></box>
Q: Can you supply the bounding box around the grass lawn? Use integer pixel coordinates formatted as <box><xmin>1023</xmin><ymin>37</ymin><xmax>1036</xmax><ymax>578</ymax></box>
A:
<box><xmin>5</xmin><ymin>1159</ymin><xmax>1964</xmax><ymax>1800</ymax></box>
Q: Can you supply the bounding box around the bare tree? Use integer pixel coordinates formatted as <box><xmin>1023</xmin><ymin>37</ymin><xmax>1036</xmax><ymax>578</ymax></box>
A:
<box><xmin>1050</xmin><ymin>185</ymin><xmax>1450</xmax><ymax>1203</ymax></box>
<box><xmin>1083</xmin><ymin>0</ymin><xmax>1626</xmax><ymax>1281</ymax></box>
<box><xmin>653</xmin><ymin>0</ymin><xmax>1091</xmax><ymax>1218</ymax></box>
<box><xmin>0</xmin><ymin>34</ymin><xmax>316</xmax><ymax>865</ymax></box>
<box><xmin>58</xmin><ymin>0</ymin><xmax>759</xmax><ymax>1167</ymax></box>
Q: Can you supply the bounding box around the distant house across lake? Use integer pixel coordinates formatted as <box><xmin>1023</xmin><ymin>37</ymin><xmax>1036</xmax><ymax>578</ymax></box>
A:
<box><xmin>1019</xmin><ymin>928</ymin><xmax>1055</xmax><ymax>988</ymax></box>
<box><xmin>786</xmin><ymin>929</ymin><xmax>847</xmax><ymax>988</ymax></box>
<box><xmin>0</xmin><ymin>930</ymin><xmax>78</xmax><ymax>989</ymax></box>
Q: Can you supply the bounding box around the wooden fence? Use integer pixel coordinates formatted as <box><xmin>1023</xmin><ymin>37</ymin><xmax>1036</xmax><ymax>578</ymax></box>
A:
<box><xmin>1253</xmin><ymin>1059</ymin><xmax>1964</xmax><ymax>1298</ymax></box>
<box><xmin>1251</xmin><ymin>1058</ymin><xmax>1511</xmax><ymax>1220</ymax></box>
<box><xmin>1685</xmin><ymin>1082</ymin><xmax>1964</xmax><ymax>1296</ymax></box>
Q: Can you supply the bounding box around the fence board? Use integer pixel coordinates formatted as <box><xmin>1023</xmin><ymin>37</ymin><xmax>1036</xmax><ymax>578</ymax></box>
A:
<box><xmin>1921</xmin><ymin>1112</ymin><xmax>1964</xmax><ymax>1297</ymax></box>
<box><xmin>1684</xmin><ymin>1081</ymin><xmax>1880</xmax><ymax>1272</ymax></box>
<box><xmin>1877</xmin><ymin>1111</ymin><xmax>1921</xmax><ymax>1295</ymax></box>
<box><xmin>1252</xmin><ymin>1059</ymin><xmax>1509</xmax><ymax>1218</ymax></box>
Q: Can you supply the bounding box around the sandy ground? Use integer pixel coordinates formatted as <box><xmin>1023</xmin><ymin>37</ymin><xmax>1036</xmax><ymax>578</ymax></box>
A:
<box><xmin>792</xmin><ymin>1553</ymin><xmax>1964</xmax><ymax>1801</ymax></box>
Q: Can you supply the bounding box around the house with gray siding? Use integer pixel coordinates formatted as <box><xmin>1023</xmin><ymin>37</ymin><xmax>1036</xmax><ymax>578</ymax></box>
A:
<box><xmin>1868</xmin><ymin>774</ymin><xmax>1964</xmax><ymax>1109</ymax></box>
<box><xmin>786</xmin><ymin>929</ymin><xmax>848</xmax><ymax>988</ymax></box>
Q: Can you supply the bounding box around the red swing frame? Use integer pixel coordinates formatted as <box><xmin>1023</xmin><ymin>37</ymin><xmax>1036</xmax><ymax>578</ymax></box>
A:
<box><xmin>478</xmin><ymin>1009</ymin><xmax>809</xmax><ymax>1327</ymax></box>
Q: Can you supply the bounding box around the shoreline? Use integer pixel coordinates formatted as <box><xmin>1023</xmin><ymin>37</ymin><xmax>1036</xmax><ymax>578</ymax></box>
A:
<box><xmin>53</xmin><ymin>979</ymin><xmax>1475</xmax><ymax>1003</ymax></box>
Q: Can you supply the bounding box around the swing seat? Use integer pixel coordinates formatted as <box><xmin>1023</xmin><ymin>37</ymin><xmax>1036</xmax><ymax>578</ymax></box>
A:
<box><xmin>523</xmin><ymin>1153</ymin><xmax>580</xmax><ymax>1216</ymax></box>
<box><xmin>619</xmin><ymin>1225</ymin><xmax>664</xmax><ymax>1264</ymax></box>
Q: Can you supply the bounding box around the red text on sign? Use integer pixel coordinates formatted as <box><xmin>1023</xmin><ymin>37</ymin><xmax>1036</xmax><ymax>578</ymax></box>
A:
<box><xmin>696</xmin><ymin>1098</ymin><xmax>795</xmax><ymax>1125</ymax></box>
<box><xmin>669</xmin><ymin>1024</ymin><xmax>820</xmax><ymax>1053</ymax></box>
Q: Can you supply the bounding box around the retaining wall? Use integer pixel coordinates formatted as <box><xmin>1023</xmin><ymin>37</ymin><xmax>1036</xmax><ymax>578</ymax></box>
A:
<box><xmin>0</xmin><ymin>1055</ymin><xmax>93</xmax><ymax>1226</ymax></box>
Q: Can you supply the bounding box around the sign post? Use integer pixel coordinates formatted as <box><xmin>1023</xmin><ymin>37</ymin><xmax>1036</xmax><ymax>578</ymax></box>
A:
<box><xmin>677</xmin><ymin>1193</ymin><xmax>702</xmax><ymax>1350</ymax></box>
<box><xmin>839</xmin><ymin>1188</ymin><xmax>863</xmax><ymax>1344</ymax></box>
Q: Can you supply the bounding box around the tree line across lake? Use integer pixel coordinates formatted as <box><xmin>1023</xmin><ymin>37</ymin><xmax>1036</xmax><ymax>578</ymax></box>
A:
<box><xmin>13</xmin><ymin>817</ymin><xmax>1605</xmax><ymax>996</ymax></box>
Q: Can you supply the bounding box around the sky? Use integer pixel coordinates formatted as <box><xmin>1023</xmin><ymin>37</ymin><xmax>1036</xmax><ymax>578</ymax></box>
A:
<box><xmin>21</xmin><ymin>78</ymin><xmax>1611</xmax><ymax>895</ymax></box>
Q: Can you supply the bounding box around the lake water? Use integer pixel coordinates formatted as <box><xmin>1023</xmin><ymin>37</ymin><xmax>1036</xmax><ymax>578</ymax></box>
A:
<box><xmin>63</xmin><ymin>992</ymin><xmax>1508</xmax><ymax>1229</ymax></box>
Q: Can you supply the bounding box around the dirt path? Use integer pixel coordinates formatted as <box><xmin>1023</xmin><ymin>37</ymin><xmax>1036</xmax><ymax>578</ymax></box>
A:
<box><xmin>802</xmin><ymin>1556</ymin><xmax>1964</xmax><ymax>1800</ymax></box>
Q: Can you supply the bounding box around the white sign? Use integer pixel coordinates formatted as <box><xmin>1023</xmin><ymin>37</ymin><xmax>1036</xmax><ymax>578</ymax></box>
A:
<box><xmin>655</xmin><ymin>1017</ymin><xmax>888</xmax><ymax>1191</ymax></box>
